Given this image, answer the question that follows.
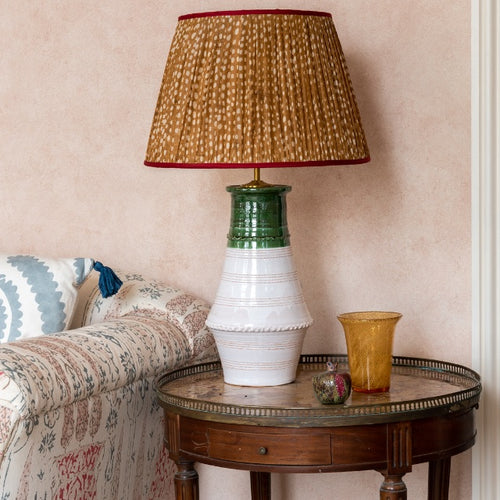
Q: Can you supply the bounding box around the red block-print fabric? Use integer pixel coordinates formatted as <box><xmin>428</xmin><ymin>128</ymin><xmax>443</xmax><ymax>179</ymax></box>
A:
<box><xmin>0</xmin><ymin>273</ymin><xmax>217</xmax><ymax>499</ymax></box>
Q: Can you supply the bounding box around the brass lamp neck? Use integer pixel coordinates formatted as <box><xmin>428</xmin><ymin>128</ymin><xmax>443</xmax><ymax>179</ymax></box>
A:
<box><xmin>241</xmin><ymin>167</ymin><xmax>274</xmax><ymax>188</ymax></box>
<box><xmin>254</xmin><ymin>167</ymin><xmax>260</xmax><ymax>183</ymax></box>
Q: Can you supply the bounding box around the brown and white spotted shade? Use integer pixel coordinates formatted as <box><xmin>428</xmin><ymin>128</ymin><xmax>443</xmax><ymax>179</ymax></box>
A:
<box><xmin>145</xmin><ymin>9</ymin><xmax>370</xmax><ymax>168</ymax></box>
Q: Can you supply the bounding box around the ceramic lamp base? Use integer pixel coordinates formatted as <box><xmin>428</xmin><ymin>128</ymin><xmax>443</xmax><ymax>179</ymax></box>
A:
<box><xmin>209</xmin><ymin>328</ymin><xmax>307</xmax><ymax>386</ymax></box>
<box><xmin>206</xmin><ymin>184</ymin><xmax>312</xmax><ymax>387</ymax></box>
<box><xmin>206</xmin><ymin>247</ymin><xmax>312</xmax><ymax>386</ymax></box>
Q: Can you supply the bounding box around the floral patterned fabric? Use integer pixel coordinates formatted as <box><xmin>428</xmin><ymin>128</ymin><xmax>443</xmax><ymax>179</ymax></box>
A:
<box><xmin>0</xmin><ymin>272</ymin><xmax>218</xmax><ymax>499</ymax></box>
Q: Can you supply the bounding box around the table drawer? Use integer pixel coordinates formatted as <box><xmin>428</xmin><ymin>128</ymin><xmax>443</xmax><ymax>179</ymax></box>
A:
<box><xmin>208</xmin><ymin>428</ymin><xmax>331</xmax><ymax>465</ymax></box>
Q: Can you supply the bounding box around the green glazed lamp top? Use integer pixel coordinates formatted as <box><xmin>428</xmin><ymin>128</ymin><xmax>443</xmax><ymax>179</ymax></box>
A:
<box><xmin>226</xmin><ymin>184</ymin><xmax>291</xmax><ymax>249</ymax></box>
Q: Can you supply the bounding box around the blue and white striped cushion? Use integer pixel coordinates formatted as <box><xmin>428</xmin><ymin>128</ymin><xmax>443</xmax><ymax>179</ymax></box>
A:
<box><xmin>0</xmin><ymin>255</ymin><xmax>94</xmax><ymax>342</ymax></box>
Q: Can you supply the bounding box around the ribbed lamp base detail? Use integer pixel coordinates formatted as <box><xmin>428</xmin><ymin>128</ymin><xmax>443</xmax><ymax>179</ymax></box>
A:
<box><xmin>208</xmin><ymin>327</ymin><xmax>308</xmax><ymax>386</ymax></box>
<box><xmin>206</xmin><ymin>245</ymin><xmax>313</xmax><ymax>386</ymax></box>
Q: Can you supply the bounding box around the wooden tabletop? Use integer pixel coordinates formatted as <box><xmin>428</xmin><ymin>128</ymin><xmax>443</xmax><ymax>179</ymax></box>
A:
<box><xmin>156</xmin><ymin>354</ymin><xmax>481</xmax><ymax>427</ymax></box>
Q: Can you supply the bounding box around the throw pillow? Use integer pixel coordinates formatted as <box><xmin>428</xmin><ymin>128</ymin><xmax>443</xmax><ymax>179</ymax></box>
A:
<box><xmin>0</xmin><ymin>255</ymin><xmax>95</xmax><ymax>343</ymax></box>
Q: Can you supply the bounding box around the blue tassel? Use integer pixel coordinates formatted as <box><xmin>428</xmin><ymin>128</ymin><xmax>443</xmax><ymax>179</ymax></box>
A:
<box><xmin>93</xmin><ymin>261</ymin><xmax>123</xmax><ymax>298</ymax></box>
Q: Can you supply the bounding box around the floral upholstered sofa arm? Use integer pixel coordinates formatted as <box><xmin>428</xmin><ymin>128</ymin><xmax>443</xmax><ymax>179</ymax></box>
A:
<box><xmin>79</xmin><ymin>272</ymin><xmax>217</xmax><ymax>363</ymax></box>
<box><xmin>0</xmin><ymin>273</ymin><xmax>218</xmax><ymax>499</ymax></box>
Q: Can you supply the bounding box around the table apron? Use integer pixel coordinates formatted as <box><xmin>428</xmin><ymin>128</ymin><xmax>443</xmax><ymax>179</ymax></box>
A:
<box><xmin>164</xmin><ymin>409</ymin><xmax>475</xmax><ymax>474</ymax></box>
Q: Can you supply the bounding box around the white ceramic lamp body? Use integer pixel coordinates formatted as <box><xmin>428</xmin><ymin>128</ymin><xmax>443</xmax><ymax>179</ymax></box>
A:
<box><xmin>206</xmin><ymin>185</ymin><xmax>313</xmax><ymax>386</ymax></box>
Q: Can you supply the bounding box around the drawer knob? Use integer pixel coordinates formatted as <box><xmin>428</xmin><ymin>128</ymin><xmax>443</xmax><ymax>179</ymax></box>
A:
<box><xmin>258</xmin><ymin>446</ymin><xmax>268</xmax><ymax>455</ymax></box>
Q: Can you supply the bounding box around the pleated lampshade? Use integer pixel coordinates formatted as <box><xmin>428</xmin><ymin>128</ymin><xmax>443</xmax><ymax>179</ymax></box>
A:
<box><xmin>145</xmin><ymin>9</ymin><xmax>369</xmax><ymax>168</ymax></box>
<box><xmin>145</xmin><ymin>10</ymin><xmax>370</xmax><ymax>386</ymax></box>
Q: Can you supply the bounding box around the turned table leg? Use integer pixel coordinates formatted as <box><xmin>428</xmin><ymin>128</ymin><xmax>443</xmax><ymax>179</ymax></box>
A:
<box><xmin>380</xmin><ymin>422</ymin><xmax>411</xmax><ymax>499</ymax></box>
<box><xmin>250</xmin><ymin>471</ymin><xmax>271</xmax><ymax>500</ymax></box>
<box><xmin>175</xmin><ymin>459</ymin><xmax>199</xmax><ymax>500</ymax></box>
<box><xmin>428</xmin><ymin>457</ymin><xmax>451</xmax><ymax>500</ymax></box>
<box><xmin>380</xmin><ymin>474</ymin><xmax>407</xmax><ymax>500</ymax></box>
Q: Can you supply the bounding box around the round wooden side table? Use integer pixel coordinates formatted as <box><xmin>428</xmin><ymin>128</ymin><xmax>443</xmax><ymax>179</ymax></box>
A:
<box><xmin>156</xmin><ymin>354</ymin><xmax>481</xmax><ymax>500</ymax></box>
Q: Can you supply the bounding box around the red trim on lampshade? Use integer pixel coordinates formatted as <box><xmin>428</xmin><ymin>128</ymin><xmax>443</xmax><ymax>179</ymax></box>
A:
<box><xmin>144</xmin><ymin>157</ymin><xmax>370</xmax><ymax>169</ymax></box>
<box><xmin>178</xmin><ymin>10</ymin><xmax>332</xmax><ymax>21</ymax></box>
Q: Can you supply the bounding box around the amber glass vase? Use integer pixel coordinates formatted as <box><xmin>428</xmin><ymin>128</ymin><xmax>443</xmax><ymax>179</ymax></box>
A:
<box><xmin>337</xmin><ymin>311</ymin><xmax>402</xmax><ymax>393</ymax></box>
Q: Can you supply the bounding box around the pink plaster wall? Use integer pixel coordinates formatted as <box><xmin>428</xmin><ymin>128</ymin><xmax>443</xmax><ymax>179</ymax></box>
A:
<box><xmin>0</xmin><ymin>0</ymin><xmax>471</xmax><ymax>498</ymax></box>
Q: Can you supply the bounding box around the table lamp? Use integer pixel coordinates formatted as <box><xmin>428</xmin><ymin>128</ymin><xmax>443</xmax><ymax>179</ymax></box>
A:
<box><xmin>145</xmin><ymin>9</ymin><xmax>370</xmax><ymax>386</ymax></box>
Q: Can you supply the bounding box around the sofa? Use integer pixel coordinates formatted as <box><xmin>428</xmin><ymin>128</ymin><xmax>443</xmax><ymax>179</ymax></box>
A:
<box><xmin>0</xmin><ymin>258</ymin><xmax>218</xmax><ymax>499</ymax></box>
